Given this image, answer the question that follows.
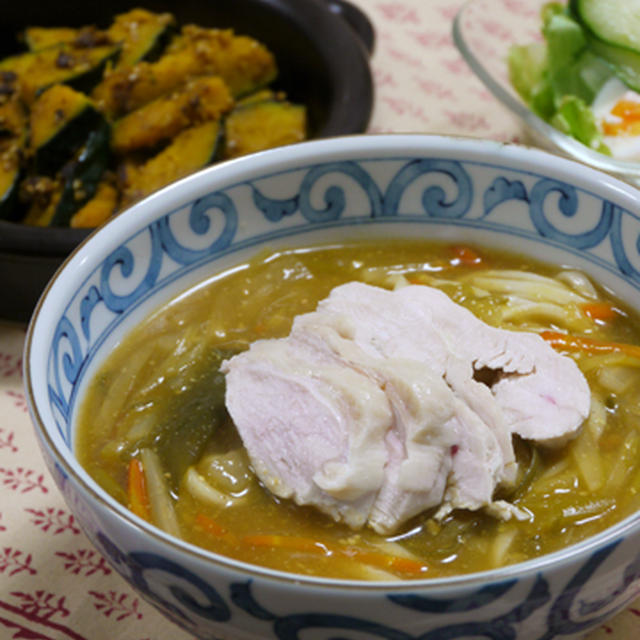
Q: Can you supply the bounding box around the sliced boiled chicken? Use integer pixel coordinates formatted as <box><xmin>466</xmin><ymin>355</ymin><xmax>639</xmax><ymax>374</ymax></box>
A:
<box><xmin>222</xmin><ymin>336</ymin><xmax>391</xmax><ymax>529</ymax></box>
<box><xmin>222</xmin><ymin>282</ymin><xmax>590</xmax><ymax>534</ymax></box>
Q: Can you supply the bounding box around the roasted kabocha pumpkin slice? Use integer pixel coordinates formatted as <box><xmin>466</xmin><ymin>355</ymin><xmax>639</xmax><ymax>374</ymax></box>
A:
<box><xmin>29</xmin><ymin>84</ymin><xmax>107</xmax><ymax>175</ymax></box>
<box><xmin>169</xmin><ymin>26</ymin><xmax>278</xmax><ymax>97</ymax></box>
<box><xmin>121</xmin><ymin>119</ymin><xmax>222</xmax><ymax>207</ymax></box>
<box><xmin>111</xmin><ymin>75</ymin><xmax>233</xmax><ymax>153</ymax></box>
<box><xmin>50</xmin><ymin>121</ymin><xmax>111</xmax><ymax>226</ymax></box>
<box><xmin>22</xmin><ymin>26</ymin><xmax>111</xmax><ymax>52</ymax></box>
<box><xmin>107</xmin><ymin>9</ymin><xmax>176</xmax><ymax>69</ymax></box>
<box><xmin>24</xmin><ymin>121</ymin><xmax>111</xmax><ymax>227</ymax></box>
<box><xmin>223</xmin><ymin>99</ymin><xmax>306</xmax><ymax>159</ymax></box>
<box><xmin>0</xmin><ymin>86</ymin><xmax>27</xmax><ymax>141</ymax></box>
<box><xmin>2</xmin><ymin>12</ymin><xmax>304</xmax><ymax>227</ymax></box>
<box><xmin>236</xmin><ymin>88</ymin><xmax>280</xmax><ymax>107</ymax></box>
<box><xmin>93</xmin><ymin>27</ymin><xmax>276</xmax><ymax>117</ymax></box>
<box><xmin>0</xmin><ymin>88</ymin><xmax>28</xmax><ymax>221</ymax></box>
<box><xmin>0</xmin><ymin>71</ymin><xmax>19</xmax><ymax>103</ymax></box>
<box><xmin>0</xmin><ymin>153</ymin><xmax>22</xmax><ymax>221</ymax></box>
<box><xmin>21</xmin><ymin>175</ymin><xmax>62</xmax><ymax>226</ymax></box>
<box><xmin>69</xmin><ymin>175</ymin><xmax>118</xmax><ymax>227</ymax></box>
<box><xmin>0</xmin><ymin>41</ymin><xmax>120</xmax><ymax>104</ymax></box>
<box><xmin>22</xmin><ymin>27</ymin><xmax>80</xmax><ymax>51</ymax></box>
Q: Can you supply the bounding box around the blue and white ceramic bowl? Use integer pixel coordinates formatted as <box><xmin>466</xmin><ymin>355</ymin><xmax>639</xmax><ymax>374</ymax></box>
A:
<box><xmin>24</xmin><ymin>134</ymin><xmax>640</xmax><ymax>640</ymax></box>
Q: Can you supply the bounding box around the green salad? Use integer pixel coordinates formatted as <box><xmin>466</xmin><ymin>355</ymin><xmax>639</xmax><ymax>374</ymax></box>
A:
<box><xmin>509</xmin><ymin>0</ymin><xmax>640</xmax><ymax>157</ymax></box>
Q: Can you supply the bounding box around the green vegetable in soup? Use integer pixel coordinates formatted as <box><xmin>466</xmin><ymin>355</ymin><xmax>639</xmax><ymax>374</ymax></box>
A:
<box><xmin>118</xmin><ymin>346</ymin><xmax>234</xmax><ymax>491</ymax></box>
<box><xmin>153</xmin><ymin>349</ymin><xmax>233</xmax><ymax>490</ymax></box>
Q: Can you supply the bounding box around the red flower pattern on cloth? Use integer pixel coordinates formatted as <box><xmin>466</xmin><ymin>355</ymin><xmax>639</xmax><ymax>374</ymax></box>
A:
<box><xmin>0</xmin><ymin>353</ymin><xmax>22</xmax><ymax>379</ymax></box>
<box><xmin>55</xmin><ymin>550</ymin><xmax>112</xmax><ymax>576</ymax></box>
<box><xmin>0</xmin><ymin>1</ymin><xmax>638</xmax><ymax>638</ymax></box>
<box><xmin>5</xmin><ymin>390</ymin><xmax>28</xmax><ymax>412</ymax></box>
<box><xmin>26</xmin><ymin>508</ymin><xmax>80</xmax><ymax>535</ymax></box>
<box><xmin>0</xmin><ymin>549</ymin><xmax>37</xmax><ymax>577</ymax></box>
<box><xmin>0</xmin><ymin>428</ymin><xmax>18</xmax><ymax>453</ymax></box>
<box><xmin>437</xmin><ymin>5</ymin><xmax>460</xmax><ymax>21</ymax></box>
<box><xmin>89</xmin><ymin>591</ymin><xmax>144</xmax><ymax>622</ymax></box>
<box><xmin>377</xmin><ymin>2</ymin><xmax>420</xmax><ymax>23</ymax></box>
<box><xmin>0</xmin><ymin>468</ymin><xmax>49</xmax><ymax>494</ymax></box>
<box><xmin>11</xmin><ymin>591</ymin><xmax>70</xmax><ymax>620</ymax></box>
<box><xmin>0</xmin><ymin>593</ymin><xmax>88</xmax><ymax>640</ymax></box>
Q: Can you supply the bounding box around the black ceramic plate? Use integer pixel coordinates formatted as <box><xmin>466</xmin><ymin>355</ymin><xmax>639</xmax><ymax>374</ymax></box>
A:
<box><xmin>0</xmin><ymin>0</ymin><xmax>374</xmax><ymax>322</ymax></box>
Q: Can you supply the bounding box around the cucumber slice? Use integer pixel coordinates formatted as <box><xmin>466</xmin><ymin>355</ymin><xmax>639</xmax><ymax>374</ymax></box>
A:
<box><xmin>571</xmin><ymin>0</ymin><xmax>640</xmax><ymax>92</ymax></box>
<box><xmin>587</xmin><ymin>36</ymin><xmax>640</xmax><ymax>92</ymax></box>
<box><xmin>572</xmin><ymin>0</ymin><xmax>640</xmax><ymax>52</ymax></box>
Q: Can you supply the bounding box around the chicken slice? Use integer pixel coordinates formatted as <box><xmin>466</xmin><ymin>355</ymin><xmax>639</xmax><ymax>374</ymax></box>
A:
<box><xmin>222</xmin><ymin>281</ymin><xmax>591</xmax><ymax>534</ymax></box>
<box><xmin>222</xmin><ymin>334</ymin><xmax>392</xmax><ymax>529</ymax></box>
<box><xmin>317</xmin><ymin>282</ymin><xmax>590</xmax><ymax>446</ymax></box>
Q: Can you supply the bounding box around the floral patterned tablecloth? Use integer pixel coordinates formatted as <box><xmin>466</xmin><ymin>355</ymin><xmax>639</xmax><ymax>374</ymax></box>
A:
<box><xmin>1</xmin><ymin>0</ymin><xmax>639</xmax><ymax>638</ymax></box>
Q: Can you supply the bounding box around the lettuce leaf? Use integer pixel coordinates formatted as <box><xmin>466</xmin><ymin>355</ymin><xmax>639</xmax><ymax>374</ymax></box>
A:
<box><xmin>508</xmin><ymin>1</ymin><xmax>614</xmax><ymax>152</ymax></box>
<box><xmin>508</xmin><ymin>42</ymin><xmax>553</xmax><ymax>118</ymax></box>
<box><xmin>551</xmin><ymin>95</ymin><xmax>611</xmax><ymax>154</ymax></box>
<box><xmin>543</xmin><ymin>11</ymin><xmax>586</xmax><ymax>69</ymax></box>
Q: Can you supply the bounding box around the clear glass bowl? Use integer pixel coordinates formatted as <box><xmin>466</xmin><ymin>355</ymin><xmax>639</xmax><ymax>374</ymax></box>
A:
<box><xmin>453</xmin><ymin>0</ymin><xmax>640</xmax><ymax>187</ymax></box>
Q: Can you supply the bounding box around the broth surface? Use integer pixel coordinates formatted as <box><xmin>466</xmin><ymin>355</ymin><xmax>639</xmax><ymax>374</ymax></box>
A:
<box><xmin>76</xmin><ymin>239</ymin><xmax>640</xmax><ymax>580</ymax></box>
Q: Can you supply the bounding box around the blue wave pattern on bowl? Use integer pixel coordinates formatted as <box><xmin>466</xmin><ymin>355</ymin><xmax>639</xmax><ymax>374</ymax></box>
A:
<box><xmin>44</xmin><ymin>154</ymin><xmax>640</xmax><ymax>639</ymax></box>
<box><xmin>92</xmin><ymin>530</ymin><xmax>640</xmax><ymax>640</ymax></box>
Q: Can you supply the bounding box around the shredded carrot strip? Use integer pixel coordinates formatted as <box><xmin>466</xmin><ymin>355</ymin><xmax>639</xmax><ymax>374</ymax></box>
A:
<box><xmin>343</xmin><ymin>548</ymin><xmax>429</xmax><ymax>575</ymax></box>
<box><xmin>195</xmin><ymin>513</ymin><xmax>228</xmax><ymax>537</ymax></box>
<box><xmin>253</xmin><ymin>322</ymin><xmax>267</xmax><ymax>335</ymax></box>
<box><xmin>406</xmin><ymin>246</ymin><xmax>482</xmax><ymax>284</ymax></box>
<box><xmin>195</xmin><ymin>513</ymin><xmax>239</xmax><ymax>545</ymax></box>
<box><xmin>243</xmin><ymin>534</ymin><xmax>331</xmax><ymax>556</ymax></box>
<box><xmin>242</xmin><ymin>534</ymin><xmax>429</xmax><ymax>576</ymax></box>
<box><xmin>540</xmin><ymin>330</ymin><xmax>640</xmax><ymax>359</ymax></box>
<box><xmin>127</xmin><ymin>458</ymin><xmax>151</xmax><ymax>522</ymax></box>
<box><xmin>450</xmin><ymin>245</ymin><xmax>482</xmax><ymax>267</ymax></box>
<box><xmin>581</xmin><ymin>302</ymin><xmax>619</xmax><ymax>322</ymax></box>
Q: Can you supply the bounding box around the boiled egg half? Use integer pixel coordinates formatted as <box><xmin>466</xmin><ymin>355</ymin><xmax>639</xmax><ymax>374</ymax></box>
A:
<box><xmin>592</xmin><ymin>76</ymin><xmax>640</xmax><ymax>161</ymax></box>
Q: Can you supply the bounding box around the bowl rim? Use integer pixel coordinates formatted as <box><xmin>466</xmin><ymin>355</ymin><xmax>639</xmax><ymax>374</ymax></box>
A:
<box><xmin>452</xmin><ymin>0</ymin><xmax>640</xmax><ymax>185</ymax></box>
<box><xmin>0</xmin><ymin>0</ymin><xmax>374</xmax><ymax>258</ymax></box>
<box><xmin>24</xmin><ymin>132</ymin><xmax>640</xmax><ymax>590</ymax></box>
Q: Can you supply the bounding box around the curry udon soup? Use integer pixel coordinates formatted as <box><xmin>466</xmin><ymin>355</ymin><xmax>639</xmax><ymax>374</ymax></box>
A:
<box><xmin>76</xmin><ymin>239</ymin><xmax>640</xmax><ymax>581</ymax></box>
